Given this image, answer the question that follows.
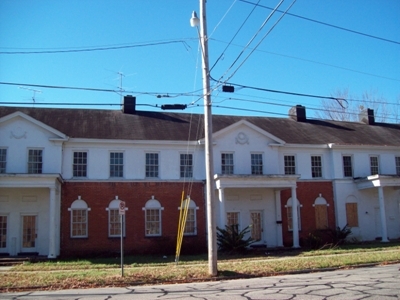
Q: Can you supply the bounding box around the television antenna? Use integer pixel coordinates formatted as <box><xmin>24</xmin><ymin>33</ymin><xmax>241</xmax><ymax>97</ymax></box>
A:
<box><xmin>19</xmin><ymin>86</ymin><xmax>42</xmax><ymax>102</ymax></box>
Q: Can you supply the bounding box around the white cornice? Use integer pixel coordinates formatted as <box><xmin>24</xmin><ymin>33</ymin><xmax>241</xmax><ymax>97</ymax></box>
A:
<box><xmin>66</xmin><ymin>138</ymin><xmax>198</xmax><ymax>146</ymax></box>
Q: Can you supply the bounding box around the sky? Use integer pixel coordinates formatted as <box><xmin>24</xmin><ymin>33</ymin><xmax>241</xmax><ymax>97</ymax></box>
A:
<box><xmin>1</xmin><ymin>0</ymin><xmax>399</xmax><ymax>122</ymax></box>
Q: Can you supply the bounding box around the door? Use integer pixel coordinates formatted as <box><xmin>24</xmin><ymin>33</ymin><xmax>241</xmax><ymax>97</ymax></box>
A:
<box><xmin>250</xmin><ymin>211</ymin><xmax>263</xmax><ymax>242</ymax></box>
<box><xmin>21</xmin><ymin>215</ymin><xmax>37</xmax><ymax>252</ymax></box>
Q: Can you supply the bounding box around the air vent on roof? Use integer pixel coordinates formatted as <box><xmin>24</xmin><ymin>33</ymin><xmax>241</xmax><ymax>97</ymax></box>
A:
<box><xmin>123</xmin><ymin>95</ymin><xmax>136</xmax><ymax>114</ymax></box>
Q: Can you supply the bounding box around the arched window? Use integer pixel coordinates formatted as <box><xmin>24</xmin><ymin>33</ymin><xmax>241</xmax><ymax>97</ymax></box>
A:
<box><xmin>143</xmin><ymin>196</ymin><xmax>163</xmax><ymax>236</ymax></box>
<box><xmin>106</xmin><ymin>197</ymin><xmax>127</xmax><ymax>237</ymax></box>
<box><xmin>68</xmin><ymin>196</ymin><xmax>90</xmax><ymax>238</ymax></box>
<box><xmin>178</xmin><ymin>199</ymin><xmax>198</xmax><ymax>235</ymax></box>
<box><xmin>313</xmin><ymin>195</ymin><xmax>329</xmax><ymax>229</ymax></box>
<box><xmin>285</xmin><ymin>198</ymin><xmax>302</xmax><ymax>231</ymax></box>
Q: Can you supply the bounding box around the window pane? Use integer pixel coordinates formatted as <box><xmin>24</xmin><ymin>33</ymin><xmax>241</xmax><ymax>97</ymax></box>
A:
<box><xmin>0</xmin><ymin>149</ymin><xmax>6</xmax><ymax>174</ymax></box>
<box><xmin>284</xmin><ymin>155</ymin><xmax>295</xmax><ymax>175</ymax></box>
<box><xmin>110</xmin><ymin>152</ymin><xmax>123</xmax><ymax>177</ymax></box>
<box><xmin>396</xmin><ymin>157</ymin><xmax>400</xmax><ymax>176</ymax></box>
<box><xmin>71</xmin><ymin>209</ymin><xmax>87</xmax><ymax>237</ymax></box>
<box><xmin>227</xmin><ymin>212</ymin><xmax>239</xmax><ymax>227</ymax></box>
<box><xmin>146</xmin><ymin>153</ymin><xmax>159</xmax><ymax>178</ymax></box>
<box><xmin>28</xmin><ymin>149</ymin><xmax>43</xmax><ymax>174</ymax></box>
<box><xmin>73</xmin><ymin>152</ymin><xmax>87</xmax><ymax>177</ymax></box>
<box><xmin>180</xmin><ymin>154</ymin><xmax>193</xmax><ymax>178</ymax></box>
<box><xmin>146</xmin><ymin>209</ymin><xmax>160</xmax><ymax>235</ymax></box>
<box><xmin>184</xmin><ymin>209</ymin><xmax>196</xmax><ymax>234</ymax></box>
<box><xmin>370</xmin><ymin>156</ymin><xmax>379</xmax><ymax>175</ymax></box>
<box><xmin>0</xmin><ymin>216</ymin><xmax>7</xmax><ymax>248</ymax></box>
<box><xmin>343</xmin><ymin>156</ymin><xmax>353</xmax><ymax>177</ymax></box>
<box><xmin>221</xmin><ymin>153</ymin><xmax>234</xmax><ymax>175</ymax></box>
<box><xmin>251</xmin><ymin>154</ymin><xmax>263</xmax><ymax>175</ymax></box>
<box><xmin>311</xmin><ymin>156</ymin><xmax>322</xmax><ymax>178</ymax></box>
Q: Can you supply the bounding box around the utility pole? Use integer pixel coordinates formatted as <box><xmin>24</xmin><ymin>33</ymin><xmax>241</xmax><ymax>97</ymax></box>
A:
<box><xmin>191</xmin><ymin>0</ymin><xmax>218</xmax><ymax>276</ymax></box>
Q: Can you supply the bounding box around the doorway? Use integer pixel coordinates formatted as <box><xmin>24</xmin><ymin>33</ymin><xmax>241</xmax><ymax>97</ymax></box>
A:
<box><xmin>21</xmin><ymin>215</ymin><xmax>37</xmax><ymax>252</ymax></box>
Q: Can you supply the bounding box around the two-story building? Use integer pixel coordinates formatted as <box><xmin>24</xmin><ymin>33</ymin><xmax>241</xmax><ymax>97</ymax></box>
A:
<box><xmin>1</xmin><ymin>97</ymin><xmax>399</xmax><ymax>258</ymax></box>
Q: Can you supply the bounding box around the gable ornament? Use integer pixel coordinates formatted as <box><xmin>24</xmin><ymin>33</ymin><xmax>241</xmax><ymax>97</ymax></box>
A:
<box><xmin>235</xmin><ymin>132</ymin><xmax>249</xmax><ymax>145</ymax></box>
<box><xmin>10</xmin><ymin>127</ymin><xmax>27</xmax><ymax>139</ymax></box>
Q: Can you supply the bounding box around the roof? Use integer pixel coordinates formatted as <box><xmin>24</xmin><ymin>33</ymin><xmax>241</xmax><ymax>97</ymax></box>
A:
<box><xmin>1</xmin><ymin>106</ymin><xmax>400</xmax><ymax>146</ymax></box>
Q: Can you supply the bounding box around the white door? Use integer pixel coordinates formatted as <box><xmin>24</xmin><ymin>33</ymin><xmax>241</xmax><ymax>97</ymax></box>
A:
<box><xmin>21</xmin><ymin>215</ymin><xmax>37</xmax><ymax>252</ymax></box>
<box><xmin>250</xmin><ymin>211</ymin><xmax>263</xmax><ymax>242</ymax></box>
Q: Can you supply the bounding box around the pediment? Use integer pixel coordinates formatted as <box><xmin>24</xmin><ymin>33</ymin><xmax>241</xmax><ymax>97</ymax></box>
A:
<box><xmin>0</xmin><ymin>111</ymin><xmax>68</xmax><ymax>140</ymax></box>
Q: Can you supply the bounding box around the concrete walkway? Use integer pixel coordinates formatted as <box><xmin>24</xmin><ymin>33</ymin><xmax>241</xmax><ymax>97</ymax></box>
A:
<box><xmin>1</xmin><ymin>263</ymin><xmax>399</xmax><ymax>299</ymax></box>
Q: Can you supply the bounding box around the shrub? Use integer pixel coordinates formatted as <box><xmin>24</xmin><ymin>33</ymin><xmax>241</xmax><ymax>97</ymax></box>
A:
<box><xmin>216</xmin><ymin>225</ymin><xmax>255</xmax><ymax>254</ymax></box>
<box><xmin>326</xmin><ymin>224</ymin><xmax>352</xmax><ymax>245</ymax></box>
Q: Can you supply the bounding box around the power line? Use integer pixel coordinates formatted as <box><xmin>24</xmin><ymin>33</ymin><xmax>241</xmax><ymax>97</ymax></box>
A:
<box><xmin>239</xmin><ymin>0</ymin><xmax>400</xmax><ymax>45</ymax></box>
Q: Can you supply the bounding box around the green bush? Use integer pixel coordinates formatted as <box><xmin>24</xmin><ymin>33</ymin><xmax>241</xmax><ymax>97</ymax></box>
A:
<box><xmin>326</xmin><ymin>224</ymin><xmax>352</xmax><ymax>245</ymax></box>
<box><xmin>217</xmin><ymin>224</ymin><xmax>255</xmax><ymax>254</ymax></box>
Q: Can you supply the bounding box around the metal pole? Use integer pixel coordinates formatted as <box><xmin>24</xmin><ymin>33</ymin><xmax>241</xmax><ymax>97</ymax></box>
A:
<box><xmin>199</xmin><ymin>0</ymin><xmax>218</xmax><ymax>276</ymax></box>
<box><xmin>121</xmin><ymin>214</ymin><xmax>124</xmax><ymax>277</ymax></box>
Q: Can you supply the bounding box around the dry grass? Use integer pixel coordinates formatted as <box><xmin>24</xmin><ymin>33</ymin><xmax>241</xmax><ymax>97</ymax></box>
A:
<box><xmin>1</xmin><ymin>242</ymin><xmax>400</xmax><ymax>292</ymax></box>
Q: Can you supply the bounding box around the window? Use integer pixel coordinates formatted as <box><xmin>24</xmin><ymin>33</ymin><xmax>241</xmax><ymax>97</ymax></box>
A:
<box><xmin>227</xmin><ymin>212</ymin><xmax>240</xmax><ymax>228</ymax></box>
<box><xmin>73</xmin><ymin>152</ymin><xmax>87</xmax><ymax>177</ymax></box>
<box><xmin>221</xmin><ymin>153</ymin><xmax>234</xmax><ymax>175</ymax></box>
<box><xmin>28</xmin><ymin>149</ymin><xmax>42</xmax><ymax>174</ymax></box>
<box><xmin>0</xmin><ymin>149</ymin><xmax>6</xmax><ymax>173</ymax></box>
<box><xmin>143</xmin><ymin>197</ymin><xmax>163</xmax><ymax>236</ymax></box>
<box><xmin>346</xmin><ymin>203</ymin><xmax>359</xmax><ymax>227</ymax></box>
<box><xmin>178</xmin><ymin>199</ymin><xmax>198</xmax><ymax>235</ymax></box>
<box><xmin>110</xmin><ymin>152</ymin><xmax>123</xmax><ymax>178</ymax></box>
<box><xmin>311</xmin><ymin>155</ymin><xmax>322</xmax><ymax>178</ymax></box>
<box><xmin>286</xmin><ymin>198</ymin><xmax>301</xmax><ymax>231</ymax></box>
<box><xmin>343</xmin><ymin>155</ymin><xmax>353</xmax><ymax>177</ymax></box>
<box><xmin>314</xmin><ymin>196</ymin><xmax>328</xmax><ymax>229</ymax></box>
<box><xmin>370</xmin><ymin>156</ymin><xmax>379</xmax><ymax>175</ymax></box>
<box><xmin>107</xmin><ymin>199</ymin><xmax>126</xmax><ymax>237</ymax></box>
<box><xmin>146</xmin><ymin>153</ymin><xmax>159</xmax><ymax>178</ymax></box>
<box><xmin>0</xmin><ymin>215</ymin><xmax>7</xmax><ymax>248</ymax></box>
<box><xmin>69</xmin><ymin>197</ymin><xmax>90</xmax><ymax>238</ymax></box>
<box><xmin>396</xmin><ymin>157</ymin><xmax>400</xmax><ymax>176</ymax></box>
<box><xmin>284</xmin><ymin>155</ymin><xmax>296</xmax><ymax>175</ymax></box>
<box><xmin>180</xmin><ymin>154</ymin><xmax>193</xmax><ymax>178</ymax></box>
<box><xmin>251</xmin><ymin>153</ymin><xmax>263</xmax><ymax>175</ymax></box>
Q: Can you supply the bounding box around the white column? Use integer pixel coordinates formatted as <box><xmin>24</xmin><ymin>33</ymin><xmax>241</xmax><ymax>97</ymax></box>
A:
<box><xmin>275</xmin><ymin>191</ymin><xmax>283</xmax><ymax>247</ymax></box>
<box><xmin>218</xmin><ymin>188</ymin><xmax>226</xmax><ymax>229</ymax></box>
<box><xmin>48</xmin><ymin>187</ymin><xmax>57</xmax><ymax>258</ymax></box>
<box><xmin>291</xmin><ymin>186</ymin><xmax>300</xmax><ymax>248</ymax></box>
<box><xmin>378</xmin><ymin>187</ymin><xmax>389</xmax><ymax>242</ymax></box>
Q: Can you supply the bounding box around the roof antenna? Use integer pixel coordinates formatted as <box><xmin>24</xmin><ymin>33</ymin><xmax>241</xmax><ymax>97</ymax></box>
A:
<box><xmin>19</xmin><ymin>86</ymin><xmax>42</xmax><ymax>103</ymax></box>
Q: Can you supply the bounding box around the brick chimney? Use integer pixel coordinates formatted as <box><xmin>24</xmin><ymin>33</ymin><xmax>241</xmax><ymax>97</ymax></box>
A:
<box><xmin>123</xmin><ymin>95</ymin><xmax>136</xmax><ymax>114</ymax></box>
<box><xmin>289</xmin><ymin>105</ymin><xmax>307</xmax><ymax>122</ymax></box>
<box><xmin>359</xmin><ymin>108</ymin><xmax>375</xmax><ymax>125</ymax></box>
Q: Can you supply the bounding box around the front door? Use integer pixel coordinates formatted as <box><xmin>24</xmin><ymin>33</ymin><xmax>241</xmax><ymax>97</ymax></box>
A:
<box><xmin>250</xmin><ymin>211</ymin><xmax>263</xmax><ymax>242</ymax></box>
<box><xmin>21</xmin><ymin>215</ymin><xmax>37</xmax><ymax>252</ymax></box>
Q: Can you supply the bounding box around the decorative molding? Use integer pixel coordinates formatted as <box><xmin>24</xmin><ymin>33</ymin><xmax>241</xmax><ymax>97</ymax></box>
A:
<box><xmin>235</xmin><ymin>132</ymin><xmax>249</xmax><ymax>145</ymax></box>
<box><xmin>10</xmin><ymin>127</ymin><xmax>27</xmax><ymax>139</ymax></box>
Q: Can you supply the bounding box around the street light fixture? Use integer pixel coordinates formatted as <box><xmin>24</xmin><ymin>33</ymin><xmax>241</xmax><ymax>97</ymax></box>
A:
<box><xmin>190</xmin><ymin>1</ymin><xmax>218</xmax><ymax>276</ymax></box>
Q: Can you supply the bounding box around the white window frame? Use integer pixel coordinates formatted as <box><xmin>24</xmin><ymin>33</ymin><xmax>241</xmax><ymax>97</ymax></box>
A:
<box><xmin>143</xmin><ymin>197</ymin><xmax>163</xmax><ymax>236</ymax></box>
<box><xmin>73</xmin><ymin>151</ymin><xmax>88</xmax><ymax>178</ymax></box>
<box><xmin>251</xmin><ymin>153</ymin><xmax>263</xmax><ymax>175</ymax></box>
<box><xmin>284</xmin><ymin>155</ymin><xmax>296</xmax><ymax>175</ymax></box>
<box><xmin>221</xmin><ymin>152</ymin><xmax>234</xmax><ymax>175</ymax></box>
<box><xmin>0</xmin><ymin>148</ymin><xmax>7</xmax><ymax>174</ymax></box>
<box><xmin>285</xmin><ymin>198</ymin><xmax>302</xmax><ymax>231</ymax></box>
<box><xmin>68</xmin><ymin>197</ymin><xmax>90</xmax><ymax>238</ymax></box>
<box><xmin>110</xmin><ymin>152</ymin><xmax>124</xmax><ymax>178</ymax></box>
<box><xmin>106</xmin><ymin>198</ymin><xmax>127</xmax><ymax>237</ymax></box>
<box><xmin>178</xmin><ymin>199</ymin><xmax>198</xmax><ymax>235</ymax></box>
<box><xmin>180</xmin><ymin>153</ymin><xmax>193</xmax><ymax>178</ymax></box>
<box><xmin>342</xmin><ymin>155</ymin><xmax>353</xmax><ymax>178</ymax></box>
<box><xmin>311</xmin><ymin>155</ymin><xmax>323</xmax><ymax>178</ymax></box>
<box><xmin>145</xmin><ymin>152</ymin><xmax>159</xmax><ymax>178</ymax></box>
<box><xmin>370</xmin><ymin>155</ymin><xmax>379</xmax><ymax>175</ymax></box>
<box><xmin>226</xmin><ymin>211</ymin><xmax>241</xmax><ymax>230</ymax></box>
<box><xmin>28</xmin><ymin>148</ymin><xmax>43</xmax><ymax>174</ymax></box>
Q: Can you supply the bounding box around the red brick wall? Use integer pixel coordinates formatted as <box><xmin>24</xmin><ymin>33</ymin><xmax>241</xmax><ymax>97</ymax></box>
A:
<box><xmin>280</xmin><ymin>181</ymin><xmax>335</xmax><ymax>247</ymax></box>
<box><xmin>60</xmin><ymin>181</ymin><xmax>206</xmax><ymax>258</ymax></box>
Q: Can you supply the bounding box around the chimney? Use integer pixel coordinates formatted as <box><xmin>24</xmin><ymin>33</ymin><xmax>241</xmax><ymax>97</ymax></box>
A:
<box><xmin>123</xmin><ymin>95</ymin><xmax>136</xmax><ymax>114</ymax></box>
<box><xmin>359</xmin><ymin>108</ymin><xmax>375</xmax><ymax>125</ymax></box>
<box><xmin>289</xmin><ymin>105</ymin><xmax>307</xmax><ymax>122</ymax></box>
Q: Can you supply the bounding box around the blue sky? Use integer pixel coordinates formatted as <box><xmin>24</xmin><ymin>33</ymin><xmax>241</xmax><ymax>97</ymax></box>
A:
<box><xmin>1</xmin><ymin>0</ymin><xmax>399</xmax><ymax>121</ymax></box>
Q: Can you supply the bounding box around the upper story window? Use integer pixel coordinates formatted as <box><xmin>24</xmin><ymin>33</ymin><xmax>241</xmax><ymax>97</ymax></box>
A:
<box><xmin>396</xmin><ymin>157</ymin><xmax>400</xmax><ymax>176</ymax></box>
<box><xmin>146</xmin><ymin>153</ymin><xmax>159</xmax><ymax>178</ymax></box>
<box><xmin>110</xmin><ymin>152</ymin><xmax>124</xmax><ymax>178</ymax></box>
<box><xmin>342</xmin><ymin>155</ymin><xmax>353</xmax><ymax>177</ymax></box>
<box><xmin>284</xmin><ymin>155</ymin><xmax>296</xmax><ymax>175</ymax></box>
<box><xmin>311</xmin><ymin>155</ymin><xmax>322</xmax><ymax>178</ymax></box>
<box><xmin>73</xmin><ymin>151</ymin><xmax>87</xmax><ymax>178</ymax></box>
<box><xmin>221</xmin><ymin>153</ymin><xmax>234</xmax><ymax>175</ymax></box>
<box><xmin>180</xmin><ymin>153</ymin><xmax>193</xmax><ymax>178</ymax></box>
<box><xmin>143</xmin><ymin>197</ymin><xmax>163</xmax><ymax>236</ymax></box>
<box><xmin>0</xmin><ymin>148</ymin><xmax>6</xmax><ymax>174</ymax></box>
<box><xmin>28</xmin><ymin>149</ymin><xmax>43</xmax><ymax>174</ymax></box>
<box><xmin>106</xmin><ymin>198</ymin><xmax>126</xmax><ymax>237</ymax></box>
<box><xmin>251</xmin><ymin>153</ymin><xmax>263</xmax><ymax>175</ymax></box>
<box><xmin>68</xmin><ymin>196</ymin><xmax>90</xmax><ymax>238</ymax></box>
<box><xmin>370</xmin><ymin>155</ymin><xmax>379</xmax><ymax>175</ymax></box>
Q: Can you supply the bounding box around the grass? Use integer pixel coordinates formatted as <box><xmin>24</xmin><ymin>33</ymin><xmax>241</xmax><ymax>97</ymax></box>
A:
<box><xmin>1</xmin><ymin>242</ymin><xmax>400</xmax><ymax>292</ymax></box>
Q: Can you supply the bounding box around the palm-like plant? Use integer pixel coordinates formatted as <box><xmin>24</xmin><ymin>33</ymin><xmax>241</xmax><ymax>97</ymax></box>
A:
<box><xmin>217</xmin><ymin>224</ymin><xmax>255</xmax><ymax>254</ymax></box>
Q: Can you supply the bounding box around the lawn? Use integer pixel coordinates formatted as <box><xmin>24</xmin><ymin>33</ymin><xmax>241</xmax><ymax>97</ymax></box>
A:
<box><xmin>1</xmin><ymin>242</ymin><xmax>400</xmax><ymax>292</ymax></box>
